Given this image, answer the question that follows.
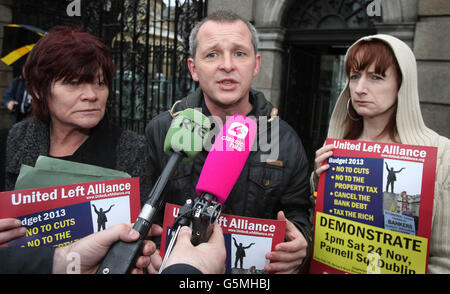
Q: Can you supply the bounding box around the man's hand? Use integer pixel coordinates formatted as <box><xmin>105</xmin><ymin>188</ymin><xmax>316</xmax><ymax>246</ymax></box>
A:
<box><xmin>53</xmin><ymin>223</ymin><xmax>163</xmax><ymax>274</ymax></box>
<box><xmin>162</xmin><ymin>223</ymin><xmax>226</xmax><ymax>274</ymax></box>
<box><xmin>147</xmin><ymin>247</ymin><xmax>162</xmax><ymax>274</ymax></box>
<box><xmin>264</xmin><ymin>211</ymin><xmax>308</xmax><ymax>274</ymax></box>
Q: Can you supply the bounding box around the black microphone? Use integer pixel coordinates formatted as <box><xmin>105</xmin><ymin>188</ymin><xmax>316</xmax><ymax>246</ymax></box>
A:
<box><xmin>96</xmin><ymin>108</ymin><xmax>210</xmax><ymax>274</ymax></box>
<box><xmin>159</xmin><ymin>114</ymin><xmax>257</xmax><ymax>270</ymax></box>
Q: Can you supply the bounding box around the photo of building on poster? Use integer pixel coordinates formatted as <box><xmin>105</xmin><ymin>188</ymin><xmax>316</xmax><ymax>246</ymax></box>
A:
<box><xmin>382</xmin><ymin>159</ymin><xmax>423</xmax><ymax>236</ymax></box>
<box><xmin>160</xmin><ymin>203</ymin><xmax>286</xmax><ymax>274</ymax></box>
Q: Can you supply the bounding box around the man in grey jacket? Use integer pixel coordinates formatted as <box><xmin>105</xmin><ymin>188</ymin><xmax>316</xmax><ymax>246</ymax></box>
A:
<box><xmin>145</xmin><ymin>10</ymin><xmax>312</xmax><ymax>274</ymax></box>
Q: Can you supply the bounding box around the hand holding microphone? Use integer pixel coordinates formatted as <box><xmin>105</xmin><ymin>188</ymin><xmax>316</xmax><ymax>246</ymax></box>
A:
<box><xmin>160</xmin><ymin>115</ymin><xmax>257</xmax><ymax>271</ymax></box>
<box><xmin>97</xmin><ymin>108</ymin><xmax>210</xmax><ymax>274</ymax></box>
<box><xmin>161</xmin><ymin>223</ymin><xmax>226</xmax><ymax>274</ymax></box>
<box><xmin>192</xmin><ymin>114</ymin><xmax>257</xmax><ymax>243</ymax></box>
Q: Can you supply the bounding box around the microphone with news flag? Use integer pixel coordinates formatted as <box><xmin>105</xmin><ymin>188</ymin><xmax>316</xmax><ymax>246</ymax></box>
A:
<box><xmin>160</xmin><ymin>114</ymin><xmax>257</xmax><ymax>269</ymax></box>
<box><xmin>97</xmin><ymin>108</ymin><xmax>211</xmax><ymax>274</ymax></box>
<box><xmin>195</xmin><ymin>114</ymin><xmax>257</xmax><ymax>204</ymax></box>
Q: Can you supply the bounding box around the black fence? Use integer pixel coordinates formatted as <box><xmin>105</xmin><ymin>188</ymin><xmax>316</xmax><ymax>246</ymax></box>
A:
<box><xmin>11</xmin><ymin>0</ymin><xmax>208</xmax><ymax>133</ymax></box>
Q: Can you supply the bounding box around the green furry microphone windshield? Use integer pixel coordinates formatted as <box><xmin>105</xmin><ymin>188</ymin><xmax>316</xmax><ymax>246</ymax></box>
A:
<box><xmin>164</xmin><ymin>108</ymin><xmax>211</xmax><ymax>162</ymax></box>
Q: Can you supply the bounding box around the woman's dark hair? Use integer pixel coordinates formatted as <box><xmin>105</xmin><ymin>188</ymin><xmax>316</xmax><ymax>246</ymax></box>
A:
<box><xmin>23</xmin><ymin>26</ymin><xmax>115</xmax><ymax>123</ymax></box>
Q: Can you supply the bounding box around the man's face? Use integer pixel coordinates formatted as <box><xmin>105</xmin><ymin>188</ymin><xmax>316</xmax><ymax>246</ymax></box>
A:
<box><xmin>188</xmin><ymin>20</ymin><xmax>261</xmax><ymax>110</ymax></box>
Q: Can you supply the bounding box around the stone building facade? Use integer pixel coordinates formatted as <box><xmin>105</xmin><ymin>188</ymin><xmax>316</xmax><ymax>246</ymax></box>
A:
<box><xmin>207</xmin><ymin>0</ymin><xmax>449</xmax><ymax>159</ymax></box>
<box><xmin>0</xmin><ymin>1</ymin><xmax>448</xmax><ymax>157</ymax></box>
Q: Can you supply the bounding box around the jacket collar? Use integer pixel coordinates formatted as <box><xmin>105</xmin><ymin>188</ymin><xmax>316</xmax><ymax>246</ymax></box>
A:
<box><xmin>6</xmin><ymin>119</ymin><xmax>50</xmax><ymax>174</ymax></box>
<box><xmin>173</xmin><ymin>87</ymin><xmax>276</xmax><ymax>119</ymax></box>
<box><xmin>6</xmin><ymin>116</ymin><xmax>119</xmax><ymax>175</ymax></box>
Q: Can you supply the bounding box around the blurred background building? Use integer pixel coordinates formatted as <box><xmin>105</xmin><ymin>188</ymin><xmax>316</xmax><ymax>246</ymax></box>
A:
<box><xmin>1</xmin><ymin>0</ymin><xmax>448</xmax><ymax>171</ymax></box>
<box><xmin>0</xmin><ymin>0</ymin><xmax>207</xmax><ymax>132</ymax></box>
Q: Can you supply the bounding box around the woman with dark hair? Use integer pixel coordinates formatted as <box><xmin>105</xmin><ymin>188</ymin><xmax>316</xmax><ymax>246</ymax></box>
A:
<box><xmin>1</xmin><ymin>27</ymin><xmax>152</xmax><ymax>244</ymax></box>
<box><xmin>312</xmin><ymin>34</ymin><xmax>449</xmax><ymax>273</ymax></box>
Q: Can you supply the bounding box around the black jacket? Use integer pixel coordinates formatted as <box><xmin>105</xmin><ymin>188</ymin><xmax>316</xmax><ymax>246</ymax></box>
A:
<box><xmin>0</xmin><ymin>128</ymin><xmax>8</xmax><ymax>192</ymax></box>
<box><xmin>2</xmin><ymin>76</ymin><xmax>31</xmax><ymax>123</ymax></box>
<box><xmin>4</xmin><ymin>117</ymin><xmax>152</xmax><ymax>205</ymax></box>
<box><xmin>145</xmin><ymin>88</ymin><xmax>313</xmax><ymax>254</ymax></box>
<box><xmin>0</xmin><ymin>247</ymin><xmax>201</xmax><ymax>274</ymax></box>
<box><xmin>0</xmin><ymin>246</ymin><xmax>54</xmax><ymax>274</ymax></box>
<box><xmin>161</xmin><ymin>263</ymin><xmax>202</xmax><ymax>274</ymax></box>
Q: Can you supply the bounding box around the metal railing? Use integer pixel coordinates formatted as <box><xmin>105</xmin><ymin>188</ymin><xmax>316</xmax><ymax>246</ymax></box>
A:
<box><xmin>12</xmin><ymin>0</ymin><xmax>207</xmax><ymax>133</ymax></box>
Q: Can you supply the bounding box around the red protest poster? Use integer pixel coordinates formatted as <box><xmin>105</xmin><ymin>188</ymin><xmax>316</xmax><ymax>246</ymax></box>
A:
<box><xmin>160</xmin><ymin>203</ymin><xmax>286</xmax><ymax>274</ymax></box>
<box><xmin>0</xmin><ymin>178</ymin><xmax>141</xmax><ymax>248</ymax></box>
<box><xmin>310</xmin><ymin>139</ymin><xmax>437</xmax><ymax>274</ymax></box>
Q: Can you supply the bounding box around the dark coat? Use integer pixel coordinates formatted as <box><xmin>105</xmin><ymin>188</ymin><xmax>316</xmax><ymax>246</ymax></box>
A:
<box><xmin>145</xmin><ymin>88</ymin><xmax>313</xmax><ymax>253</ymax></box>
<box><xmin>3</xmin><ymin>76</ymin><xmax>31</xmax><ymax>123</ymax></box>
<box><xmin>4</xmin><ymin>117</ymin><xmax>152</xmax><ymax>205</ymax></box>
<box><xmin>0</xmin><ymin>128</ymin><xmax>8</xmax><ymax>192</ymax></box>
<box><xmin>0</xmin><ymin>246</ymin><xmax>54</xmax><ymax>274</ymax></box>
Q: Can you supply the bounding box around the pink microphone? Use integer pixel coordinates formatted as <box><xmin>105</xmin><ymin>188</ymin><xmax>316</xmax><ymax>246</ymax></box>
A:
<box><xmin>196</xmin><ymin>114</ymin><xmax>257</xmax><ymax>204</ymax></box>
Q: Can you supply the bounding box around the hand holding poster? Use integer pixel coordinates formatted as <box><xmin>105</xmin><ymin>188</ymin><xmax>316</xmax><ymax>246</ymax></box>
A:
<box><xmin>161</xmin><ymin>203</ymin><xmax>286</xmax><ymax>274</ymax></box>
<box><xmin>310</xmin><ymin>139</ymin><xmax>437</xmax><ymax>274</ymax></box>
<box><xmin>0</xmin><ymin>178</ymin><xmax>141</xmax><ymax>248</ymax></box>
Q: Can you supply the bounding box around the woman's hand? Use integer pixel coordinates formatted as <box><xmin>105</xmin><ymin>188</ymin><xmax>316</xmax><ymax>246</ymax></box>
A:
<box><xmin>0</xmin><ymin>218</ymin><xmax>27</xmax><ymax>245</ymax></box>
<box><xmin>313</xmin><ymin>144</ymin><xmax>334</xmax><ymax>189</ymax></box>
